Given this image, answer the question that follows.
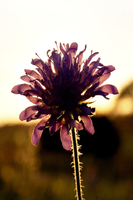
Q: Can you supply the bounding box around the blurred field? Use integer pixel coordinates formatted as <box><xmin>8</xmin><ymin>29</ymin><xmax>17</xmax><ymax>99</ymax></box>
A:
<box><xmin>0</xmin><ymin>114</ymin><xmax>133</xmax><ymax>200</ymax></box>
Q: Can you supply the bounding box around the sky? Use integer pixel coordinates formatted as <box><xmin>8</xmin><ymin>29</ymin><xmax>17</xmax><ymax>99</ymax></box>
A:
<box><xmin>0</xmin><ymin>0</ymin><xmax>133</xmax><ymax>125</ymax></box>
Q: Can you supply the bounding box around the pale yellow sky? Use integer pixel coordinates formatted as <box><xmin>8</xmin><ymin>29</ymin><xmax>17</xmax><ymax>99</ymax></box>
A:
<box><xmin>0</xmin><ymin>0</ymin><xmax>133</xmax><ymax>125</ymax></box>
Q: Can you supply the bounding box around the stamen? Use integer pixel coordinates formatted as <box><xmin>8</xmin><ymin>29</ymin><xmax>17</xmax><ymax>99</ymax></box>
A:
<box><xmin>55</xmin><ymin>41</ymin><xmax>59</xmax><ymax>52</ymax></box>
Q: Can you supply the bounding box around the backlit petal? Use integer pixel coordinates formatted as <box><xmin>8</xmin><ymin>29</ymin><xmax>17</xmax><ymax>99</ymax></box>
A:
<box><xmin>31</xmin><ymin>117</ymin><xmax>49</xmax><ymax>146</ymax></box>
<box><xmin>68</xmin><ymin>42</ymin><xmax>78</xmax><ymax>57</ymax></box>
<box><xmin>25</xmin><ymin>69</ymin><xmax>42</xmax><ymax>80</ymax></box>
<box><xmin>83</xmin><ymin>52</ymin><xmax>99</xmax><ymax>69</ymax></box>
<box><xmin>11</xmin><ymin>84</ymin><xmax>32</xmax><ymax>94</ymax></box>
<box><xmin>31</xmin><ymin>58</ymin><xmax>43</xmax><ymax>70</ymax></box>
<box><xmin>96</xmin><ymin>84</ymin><xmax>119</xmax><ymax>94</ymax></box>
<box><xmin>60</xmin><ymin>125</ymin><xmax>72</xmax><ymax>150</ymax></box>
<box><xmin>76</xmin><ymin>45</ymin><xmax>87</xmax><ymax>66</ymax></box>
<box><xmin>69</xmin><ymin>119</ymin><xmax>83</xmax><ymax>130</ymax></box>
<box><xmin>80</xmin><ymin>115</ymin><xmax>95</xmax><ymax>135</ymax></box>
<box><xmin>49</xmin><ymin>121</ymin><xmax>61</xmax><ymax>135</ymax></box>
<box><xmin>21</xmin><ymin>75</ymin><xmax>35</xmax><ymax>85</ymax></box>
<box><xmin>26</xmin><ymin>95</ymin><xmax>42</xmax><ymax>104</ymax></box>
<box><xmin>19</xmin><ymin>106</ymin><xmax>39</xmax><ymax>121</ymax></box>
<box><xmin>98</xmin><ymin>73</ymin><xmax>111</xmax><ymax>86</ymax></box>
<box><xmin>104</xmin><ymin>65</ymin><xmax>115</xmax><ymax>73</ymax></box>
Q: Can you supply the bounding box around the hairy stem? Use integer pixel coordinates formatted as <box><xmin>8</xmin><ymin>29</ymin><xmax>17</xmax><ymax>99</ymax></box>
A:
<box><xmin>71</xmin><ymin>128</ymin><xmax>84</xmax><ymax>200</ymax></box>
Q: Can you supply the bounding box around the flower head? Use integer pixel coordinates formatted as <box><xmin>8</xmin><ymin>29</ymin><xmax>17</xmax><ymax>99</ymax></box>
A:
<box><xmin>11</xmin><ymin>42</ymin><xmax>118</xmax><ymax>150</ymax></box>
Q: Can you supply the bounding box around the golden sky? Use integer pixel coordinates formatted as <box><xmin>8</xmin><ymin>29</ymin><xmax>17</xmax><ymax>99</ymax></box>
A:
<box><xmin>0</xmin><ymin>0</ymin><xmax>133</xmax><ymax>125</ymax></box>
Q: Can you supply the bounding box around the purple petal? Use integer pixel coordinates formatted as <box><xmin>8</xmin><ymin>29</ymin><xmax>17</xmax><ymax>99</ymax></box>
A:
<box><xmin>80</xmin><ymin>115</ymin><xmax>95</xmax><ymax>135</ymax></box>
<box><xmin>31</xmin><ymin>58</ymin><xmax>43</xmax><ymax>70</ymax></box>
<box><xmin>60</xmin><ymin>43</ymin><xmax>66</xmax><ymax>55</ymax></box>
<box><xmin>69</xmin><ymin>42</ymin><xmax>78</xmax><ymax>50</ymax></box>
<box><xmin>68</xmin><ymin>42</ymin><xmax>78</xmax><ymax>57</ymax></box>
<box><xmin>60</xmin><ymin>125</ymin><xmax>72</xmax><ymax>150</ymax></box>
<box><xmin>19</xmin><ymin>106</ymin><xmax>39</xmax><ymax>121</ymax></box>
<box><xmin>69</xmin><ymin>119</ymin><xmax>83</xmax><ymax>130</ymax></box>
<box><xmin>62</xmin><ymin>53</ymin><xmax>71</xmax><ymax>69</ymax></box>
<box><xmin>20</xmin><ymin>75</ymin><xmax>34</xmax><ymax>85</ymax></box>
<box><xmin>80</xmin><ymin>82</ymin><xmax>100</xmax><ymax>102</ymax></box>
<box><xmin>65</xmin><ymin>43</ymin><xmax>69</xmax><ymax>52</ymax></box>
<box><xmin>23</xmin><ymin>89</ymin><xmax>41</xmax><ymax>97</ymax></box>
<box><xmin>11</xmin><ymin>84</ymin><xmax>32</xmax><ymax>94</ymax></box>
<box><xmin>51</xmin><ymin>51</ymin><xmax>62</xmax><ymax>73</ymax></box>
<box><xmin>83</xmin><ymin>52</ymin><xmax>99</xmax><ymax>69</ymax></box>
<box><xmin>98</xmin><ymin>73</ymin><xmax>111</xmax><ymax>86</ymax></box>
<box><xmin>26</xmin><ymin>113</ymin><xmax>45</xmax><ymax>122</ymax></box>
<box><xmin>49</xmin><ymin>121</ymin><xmax>61</xmax><ymax>135</ymax></box>
<box><xmin>104</xmin><ymin>65</ymin><xmax>115</xmax><ymax>73</ymax></box>
<box><xmin>25</xmin><ymin>69</ymin><xmax>42</xmax><ymax>80</ymax></box>
<box><xmin>26</xmin><ymin>95</ymin><xmax>42</xmax><ymax>104</ymax></box>
<box><xmin>96</xmin><ymin>84</ymin><xmax>119</xmax><ymax>94</ymax></box>
<box><xmin>36</xmin><ymin>68</ymin><xmax>53</xmax><ymax>89</ymax></box>
<box><xmin>78</xmin><ymin>105</ymin><xmax>94</xmax><ymax>115</ymax></box>
<box><xmin>76</xmin><ymin>45</ymin><xmax>87</xmax><ymax>66</ymax></box>
<box><xmin>84</xmin><ymin>82</ymin><xmax>99</xmax><ymax>97</ymax></box>
<box><xmin>31</xmin><ymin>117</ymin><xmax>49</xmax><ymax>146</ymax></box>
<box><xmin>80</xmin><ymin>67</ymin><xmax>90</xmax><ymax>83</ymax></box>
<box><xmin>88</xmin><ymin>58</ymin><xmax>100</xmax><ymax>74</ymax></box>
<box><xmin>92</xmin><ymin>91</ymin><xmax>109</xmax><ymax>99</ymax></box>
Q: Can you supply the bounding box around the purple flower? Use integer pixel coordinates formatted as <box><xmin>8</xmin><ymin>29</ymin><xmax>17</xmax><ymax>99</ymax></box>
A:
<box><xmin>11</xmin><ymin>42</ymin><xmax>118</xmax><ymax>150</ymax></box>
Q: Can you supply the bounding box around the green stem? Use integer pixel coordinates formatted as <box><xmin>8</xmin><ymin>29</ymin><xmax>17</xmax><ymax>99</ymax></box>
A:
<box><xmin>71</xmin><ymin>128</ymin><xmax>83</xmax><ymax>200</ymax></box>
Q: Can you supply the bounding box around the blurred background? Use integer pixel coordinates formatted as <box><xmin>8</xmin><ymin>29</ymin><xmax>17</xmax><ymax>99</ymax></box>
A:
<box><xmin>0</xmin><ymin>0</ymin><xmax>133</xmax><ymax>199</ymax></box>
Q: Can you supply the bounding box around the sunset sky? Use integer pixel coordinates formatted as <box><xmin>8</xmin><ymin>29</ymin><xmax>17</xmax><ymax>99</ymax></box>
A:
<box><xmin>0</xmin><ymin>0</ymin><xmax>133</xmax><ymax>125</ymax></box>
